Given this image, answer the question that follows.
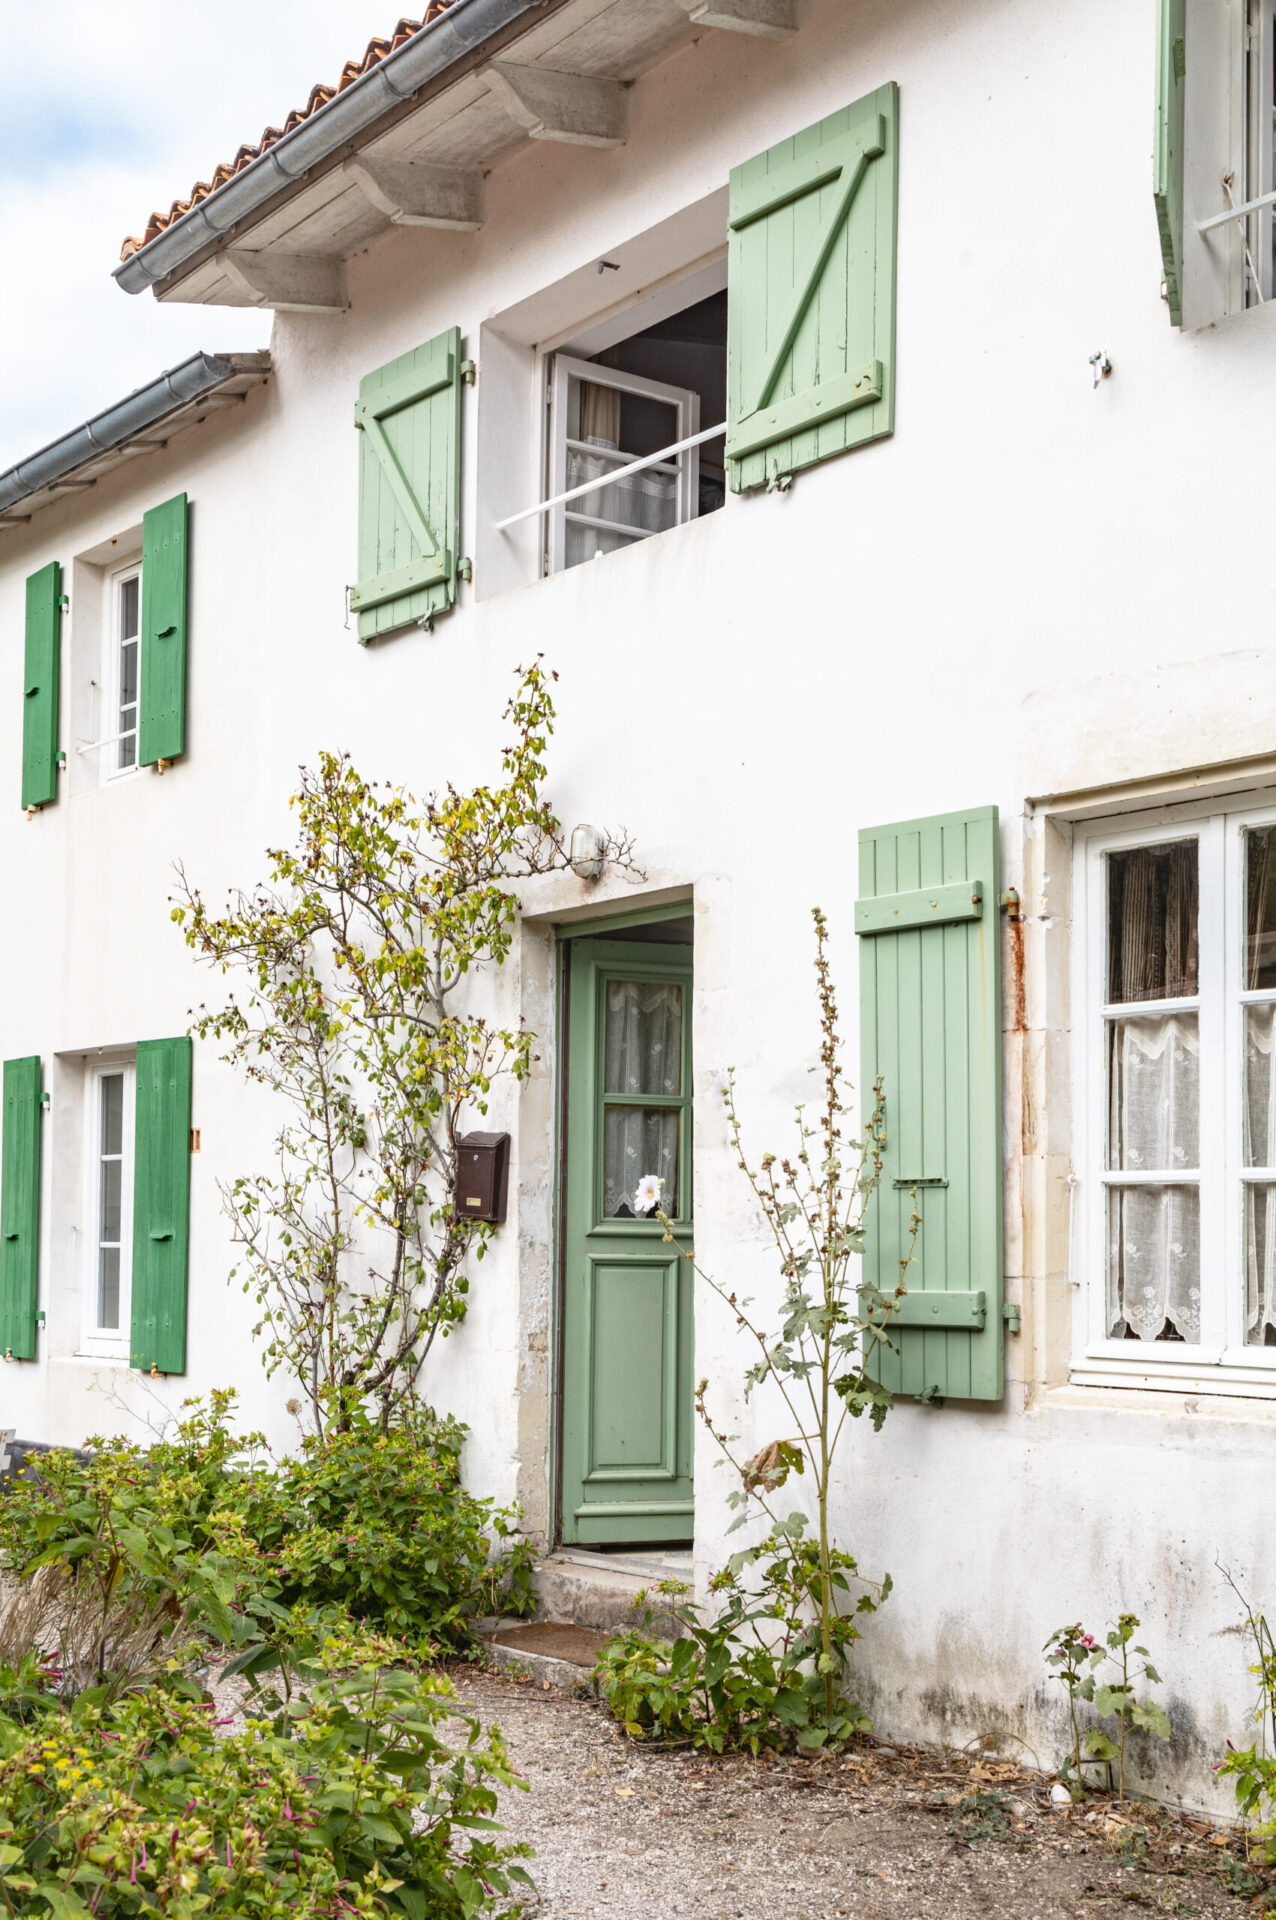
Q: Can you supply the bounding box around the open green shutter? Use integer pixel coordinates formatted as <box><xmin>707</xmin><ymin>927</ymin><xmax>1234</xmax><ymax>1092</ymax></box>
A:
<box><xmin>1154</xmin><ymin>0</ymin><xmax>1186</xmax><ymax>327</ymax></box>
<box><xmin>139</xmin><ymin>493</ymin><xmax>188</xmax><ymax>766</ymax></box>
<box><xmin>22</xmin><ymin>563</ymin><xmax>61</xmax><ymax>811</ymax></box>
<box><xmin>0</xmin><ymin>1058</ymin><xmax>41</xmax><ymax>1360</ymax></box>
<box><xmin>727</xmin><ymin>83</ymin><xmax>897</xmax><ymax>493</ymax></box>
<box><xmin>130</xmin><ymin>1037</ymin><xmax>191</xmax><ymax>1375</ymax></box>
<box><xmin>856</xmin><ymin>806</ymin><xmax>1004</xmax><ymax>1402</ymax></box>
<box><xmin>352</xmin><ymin>326</ymin><xmax>462</xmax><ymax>642</ymax></box>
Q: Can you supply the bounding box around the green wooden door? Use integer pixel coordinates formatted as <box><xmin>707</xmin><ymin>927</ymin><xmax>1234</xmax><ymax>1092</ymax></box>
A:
<box><xmin>560</xmin><ymin>940</ymin><xmax>694</xmax><ymax>1545</ymax></box>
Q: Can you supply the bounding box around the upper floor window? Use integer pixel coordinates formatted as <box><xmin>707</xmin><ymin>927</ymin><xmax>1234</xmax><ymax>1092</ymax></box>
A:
<box><xmin>108</xmin><ymin>562</ymin><xmax>141</xmax><ymax>775</ymax></box>
<box><xmin>543</xmin><ymin>290</ymin><xmax>727</xmax><ymax>577</ymax></box>
<box><xmin>1076</xmin><ymin>803</ymin><xmax>1276</xmax><ymax>1386</ymax></box>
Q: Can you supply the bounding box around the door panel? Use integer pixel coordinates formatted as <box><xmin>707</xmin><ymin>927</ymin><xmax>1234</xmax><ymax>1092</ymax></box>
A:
<box><xmin>561</xmin><ymin>939</ymin><xmax>694</xmax><ymax>1545</ymax></box>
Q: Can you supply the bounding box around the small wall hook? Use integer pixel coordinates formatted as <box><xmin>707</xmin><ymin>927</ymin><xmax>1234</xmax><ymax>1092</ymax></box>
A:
<box><xmin>1088</xmin><ymin>351</ymin><xmax>1112</xmax><ymax>389</ymax></box>
<box><xmin>597</xmin><ymin>259</ymin><xmax>621</xmax><ymax>275</ymax></box>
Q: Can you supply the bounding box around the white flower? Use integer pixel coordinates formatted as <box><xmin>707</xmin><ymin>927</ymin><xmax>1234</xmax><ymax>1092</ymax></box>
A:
<box><xmin>634</xmin><ymin>1174</ymin><xmax>664</xmax><ymax>1215</ymax></box>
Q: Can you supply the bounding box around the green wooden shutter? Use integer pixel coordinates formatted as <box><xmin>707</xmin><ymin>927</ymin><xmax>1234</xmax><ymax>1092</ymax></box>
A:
<box><xmin>0</xmin><ymin>1058</ymin><xmax>41</xmax><ymax>1360</ymax></box>
<box><xmin>352</xmin><ymin>326</ymin><xmax>462</xmax><ymax>642</ymax></box>
<box><xmin>22</xmin><ymin>562</ymin><xmax>61</xmax><ymax>811</ymax></box>
<box><xmin>1154</xmin><ymin>0</ymin><xmax>1186</xmax><ymax>327</ymax></box>
<box><xmin>139</xmin><ymin>493</ymin><xmax>188</xmax><ymax>766</ymax></box>
<box><xmin>130</xmin><ymin>1037</ymin><xmax>192</xmax><ymax>1375</ymax></box>
<box><xmin>727</xmin><ymin>83</ymin><xmax>898</xmax><ymax>493</ymax></box>
<box><xmin>856</xmin><ymin>806</ymin><xmax>1004</xmax><ymax>1402</ymax></box>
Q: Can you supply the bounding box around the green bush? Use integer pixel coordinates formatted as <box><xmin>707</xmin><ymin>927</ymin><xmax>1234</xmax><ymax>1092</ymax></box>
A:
<box><xmin>0</xmin><ymin>1394</ymin><xmax>534</xmax><ymax>1663</ymax></box>
<box><xmin>0</xmin><ymin>1634</ymin><xmax>531</xmax><ymax>1919</ymax></box>
<box><xmin>232</xmin><ymin>1416</ymin><xmax>535</xmax><ymax>1650</ymax></box>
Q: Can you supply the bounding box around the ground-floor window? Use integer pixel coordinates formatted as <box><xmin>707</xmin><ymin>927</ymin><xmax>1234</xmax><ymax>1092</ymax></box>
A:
<box><xmin>1075</xmin><ymin>801</ymin><xmax>1276</xmax><ymax>1382</ymax></box>
<box><xmin>81</xmin><ymin>1058</ymin><xmax>135</xmax><ymax>1355</ymax></box>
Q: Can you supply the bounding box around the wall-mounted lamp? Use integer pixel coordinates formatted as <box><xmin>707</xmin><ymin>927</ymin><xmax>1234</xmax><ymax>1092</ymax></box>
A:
<box><xmin>570</xmin><ymin>823</ymin><xmax>607</xmax><ymax>880</ymax></box>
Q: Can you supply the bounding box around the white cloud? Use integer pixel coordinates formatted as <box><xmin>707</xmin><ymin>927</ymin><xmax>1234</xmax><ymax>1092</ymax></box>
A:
<box><xmin>0</xmin><ymin>0</ymin><xmax>401</xmax><ymax>469</ymax></box>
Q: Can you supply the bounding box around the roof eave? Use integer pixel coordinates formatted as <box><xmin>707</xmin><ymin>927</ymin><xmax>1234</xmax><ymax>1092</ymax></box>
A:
<box><xmin>113</xmin><ymin>0</ymin><xmax>555</xmax><ymax>299</ymax></box>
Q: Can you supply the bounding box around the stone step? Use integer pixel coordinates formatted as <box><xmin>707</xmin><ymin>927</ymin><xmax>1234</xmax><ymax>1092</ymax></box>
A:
<box><xmin>530</xmin><ymin>1550</ymin><xmax>690</xmax><ymax>1639</ymax></box>
<box><xmin>479</xmin><ymin>1618</ymin><xmax>612</xmax><ymax>1692</ymax></box>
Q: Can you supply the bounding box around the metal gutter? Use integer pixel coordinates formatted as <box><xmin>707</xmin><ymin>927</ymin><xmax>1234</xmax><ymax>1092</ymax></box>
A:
<box><xmin>0</xmin><ymin>352</ymin><xmax>263</xmax><ymax>517</ymax></box>
<box><xmin>113</xmin><ymin>0</ymin><xmax>553</xmax><ymax>297</ymax></box>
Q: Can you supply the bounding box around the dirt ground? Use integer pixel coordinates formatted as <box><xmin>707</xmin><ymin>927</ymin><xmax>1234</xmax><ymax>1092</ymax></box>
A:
<box><xmin>450</xmin><ymin>1665</ymin><xmax>1273</xmax><ymax>1920</ymax></box>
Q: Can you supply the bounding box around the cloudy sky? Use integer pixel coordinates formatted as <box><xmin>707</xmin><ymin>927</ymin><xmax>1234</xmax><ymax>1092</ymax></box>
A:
<box><xmin>0</xmin><ymin>1</ymin><xmax>399</xmax><ymax>470</ymax></box>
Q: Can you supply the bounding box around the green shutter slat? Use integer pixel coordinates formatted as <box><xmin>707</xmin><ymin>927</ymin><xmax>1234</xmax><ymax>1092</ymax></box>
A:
<box><xmin>0</xmin><ymin>1057</ymin><xmax>42</xmax><ymax>1360</ymax></box>
<box><xmin>727</xmin><ymin>84</ymin><xmax>897</xmax><ymax>493</ymax></box>
<box><xmin>130</xmin><ymin>1037</ymin><xmax>192</xmax><ymax>1375</ymax></box>
<box><xmin>1154</xmin><ymin>0</ymin><xmax>1186</xmax><ymax>328</ymax></box>
<box><xmin>139</xmin><ymin>493</ymin><xmax>188</xmax><ymax>766</ymax></box>
<box><xmin>354</xmin><ymin>327</ymin><xmax>462</xmax><ymax>642</ymax></box>
<box><xmin>857</xmin><ymin>807</ymin><xmax>1004</xmax><ymax>1403</ymax></box>
<box><xmin>21</xmin><ymin>563</ymin><xmax>61</xmax><ymax>811</ymax></box>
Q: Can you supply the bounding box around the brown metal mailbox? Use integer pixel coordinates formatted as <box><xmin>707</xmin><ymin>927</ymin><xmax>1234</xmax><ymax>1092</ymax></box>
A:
<box><xmin>456</xmin><ymin>1132</ymin><xmax>510</xmax><ymax>1225</ymax></box>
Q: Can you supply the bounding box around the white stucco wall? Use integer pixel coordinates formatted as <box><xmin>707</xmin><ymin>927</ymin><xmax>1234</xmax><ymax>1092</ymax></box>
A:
<box><xmin>1</xmin><ymin>0</ymin><xmax>1274</xmax><ymax>1810</ymax></box>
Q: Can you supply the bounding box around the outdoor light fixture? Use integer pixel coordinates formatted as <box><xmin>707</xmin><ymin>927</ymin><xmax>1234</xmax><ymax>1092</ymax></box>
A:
<box><xmin>569</xmin><ymin>823</ymin><xmax>606</xmax><ymax>880</ymax></box>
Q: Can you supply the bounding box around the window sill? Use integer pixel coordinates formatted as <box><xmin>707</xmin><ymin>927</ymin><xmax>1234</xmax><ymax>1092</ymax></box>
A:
<box><xmin>1070</xmin><ymin>1356</ymin><xmax>1276</xmax><ymax>1402</ymax></box>
<box><xmin>56</xmin><ymin>1350</ymin><xmax>132</xmax><ymax>1370</ymax></box>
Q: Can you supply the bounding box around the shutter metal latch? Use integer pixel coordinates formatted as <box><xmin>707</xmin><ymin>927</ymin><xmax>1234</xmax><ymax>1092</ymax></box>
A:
<box><xmin>1003</xmin><ymin>1303</ymin><xmax>1022</xmax><ymax>1334</ymax></box>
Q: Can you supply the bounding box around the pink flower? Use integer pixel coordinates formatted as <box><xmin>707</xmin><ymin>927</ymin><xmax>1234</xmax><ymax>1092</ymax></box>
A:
<box><xmin>1080</xmin><ymin>1634</ymin><xmax>1096</xmax><ymax>1650</ymax></box>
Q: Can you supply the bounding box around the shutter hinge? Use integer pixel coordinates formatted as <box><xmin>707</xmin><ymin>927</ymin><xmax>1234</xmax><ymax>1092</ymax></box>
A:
<box><xmin>1000</xmin><ymin>888</ymin><xmax>1021</xmax><ymax>921</ymax></box>
<box><xmin>460</xmin><ymin>359</ymin><xmax>477</xmax><ymax>386</ymax></box>
<box><xmin>56</xmin><ymin>751</ymin><xmax>66</xmax><ymax>769</ymax></box>
<box><xmin>458</xmin><ymin>556</ymin><xmax>473</xmax><ymax>584</ymax></box>
<box><xmin>39</xmin><ymin>1093</ymin><xmax>49</xmax><ymax>1109</ymax></box>
<box><xmin>35</xmin><ymin>1310</ymin><xmax>45</xmax><ymax>1325</ymax></box>
<box><xmin>155</xmin><ymin>759</ymin><xmax>172</xmax><ymax>776</ymax></box>
<box><xmin>57</xmin><ymin>595</ymin><xmax>69</xmax><ymax>612</ymax></box>
<box><xmin>1003</xmin><ymin>1303</ymin><xmax>1022</xmax><ymax>1334</ymax></box>
<box><xmin>1172</xmin><ymin>35</ymin><xmax>1186</xmax><ymax>78</ymax></box>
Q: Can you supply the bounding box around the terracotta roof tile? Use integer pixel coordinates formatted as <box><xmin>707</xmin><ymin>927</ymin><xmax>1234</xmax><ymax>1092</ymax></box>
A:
<box><xmin>120</xmin><ymin>7</ymin><xmax>458</xmax><ymax>260</ymax></box>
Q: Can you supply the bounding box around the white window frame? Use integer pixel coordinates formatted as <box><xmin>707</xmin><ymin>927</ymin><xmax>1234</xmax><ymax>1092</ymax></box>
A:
<box><xmin>79</xmin><ymin>1058</ymin><xmax>135</xmax><ymax>1359</ymax></box>
<box><xmin>1072</xmin><ymin>797</ymin><xmax>1276</xmax><ymax>1396</ymax></box>
<box><xmin>1245</xmin><ymin>0</ymin><xmax>1276</xmax><ymax>302</ymax></box>
<box><xmin>544</xmin><ymin>353</ymin><xmax>701</xmax><ymax>577</ymax></box>
<box><xmin>96</xmin><ymin>560</ymin><xmax>142</xmax><ymax>785</ymax></box>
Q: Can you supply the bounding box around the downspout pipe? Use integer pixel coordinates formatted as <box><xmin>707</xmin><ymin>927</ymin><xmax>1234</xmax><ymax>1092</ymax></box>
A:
<box><xmin>113</xmin><ymin>0</ymin><xmax>553</xmax><ymax>297</ymax></box>
<box><xmin>0</xmin><ymin>352</ymin><xmax>243</xmax><ymax>516</ymax></box>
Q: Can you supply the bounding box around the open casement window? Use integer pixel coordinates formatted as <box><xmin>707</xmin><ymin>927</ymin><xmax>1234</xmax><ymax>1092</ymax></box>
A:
<box><xmin>546</xmin><ymin>355</ymin><xmax>700</xmax><ymax>575</ymax></box>
<box><xmin>22</xmin><ymin>562</ymin><xmax>61</xmax><ymax>812</ymax></box>
<box><xmin>727</xmin><ymin>83</ymin><xmax>897</xmax><ymax>492</ymax></box>
<box><xmin>1074</xmin><ymin>803</ymin><xmax>1276</xmax><ymax>1392</ymax></box>
<box><xmin>352</xmin><ymin>327</ymin><xmax>462</xmax><ymax>641</ymax></box>
<box><xmin>1164</xmin><ymin>0</ymin><xmax>1276</xmax><ymax>325</ymax></box>
<box><xmin>81</xmin><ymin>1061</ymin><xmax>135</xmax><ymax>1358</ymax></box>
<box><xmin>855</xmin><ymin>807</ymin><xmax>1005</xmax><ymax>1403</ymax></box>
<box><xmin>130</xmin><ymin>1037</ymin><xmax>192</xmax><ymax>1376</ymax></box>
<box><xmin>0</xmin><ymin>1057</ymin><xmax>42</xmax><ymax>1361</ymax></box>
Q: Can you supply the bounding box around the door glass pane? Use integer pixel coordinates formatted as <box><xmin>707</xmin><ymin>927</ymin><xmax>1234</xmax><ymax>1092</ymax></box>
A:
<box><xmin>1245</xmin><ymin>1183</ymin><xmax>1276</xmax><ymax>1345</ymax></box>
<box><xmin>604</xmin><ymin>981</ymin><xmax>682</xmax><ymax>1096</ymax></box>
<box><xmin>1107</xmin><ymin>841</ymin><xmax>1198</xmax><ymax>1003</ymax></box>
<box><xmin>1107</xmin><ymin>1187</ymin><xmax>1200</xmax><ymax>1342</ymax></box>
<box><xmin>604</xmin><ymin>1107</ymin><xmax>679</xmax><ymax>1219</ymax></box>
<box><xmin>1245</xmin><ymin>827</ymin><xmax>1276</xmax><ymax>989</ymax></box>
<box><xmin>1106</xmin><ymin>1014</ymin><xmax>1199</xmax><ymax>1171</ymax></box>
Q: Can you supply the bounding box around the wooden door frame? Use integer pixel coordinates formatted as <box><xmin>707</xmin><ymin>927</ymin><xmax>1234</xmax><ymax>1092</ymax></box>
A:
<box><xmin>550</xmin><ymin>905</ymin><xmax>694</xmax><ymax>1549</ymax></box>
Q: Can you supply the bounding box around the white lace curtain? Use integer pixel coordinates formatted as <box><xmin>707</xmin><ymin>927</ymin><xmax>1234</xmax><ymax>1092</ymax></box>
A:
<box><xmin>1107</xmin><ymin>1014</ymin><xmax>1201</xmax><ymax>1342</ymax></box>
<box><xmin>565</xmin><ymin>379</ymin><xmax>678</xmax><ymax>570</ymax></box>
<box><xmin>603</xmin><ymin>980</ymin><xmax>682</xmax><ymax>1218</ymax></box>
<box><xmin>1245</xmin><ymin>1006</ymin><xmax>1276</xmax><ymax>1344</ymax></box>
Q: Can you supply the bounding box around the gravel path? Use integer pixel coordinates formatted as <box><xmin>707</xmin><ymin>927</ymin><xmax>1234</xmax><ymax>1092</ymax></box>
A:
<box><xmin>449</xmin><ymin>1665</ymin><xmax>1266</xmax><ymax>1920</ymax></box>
